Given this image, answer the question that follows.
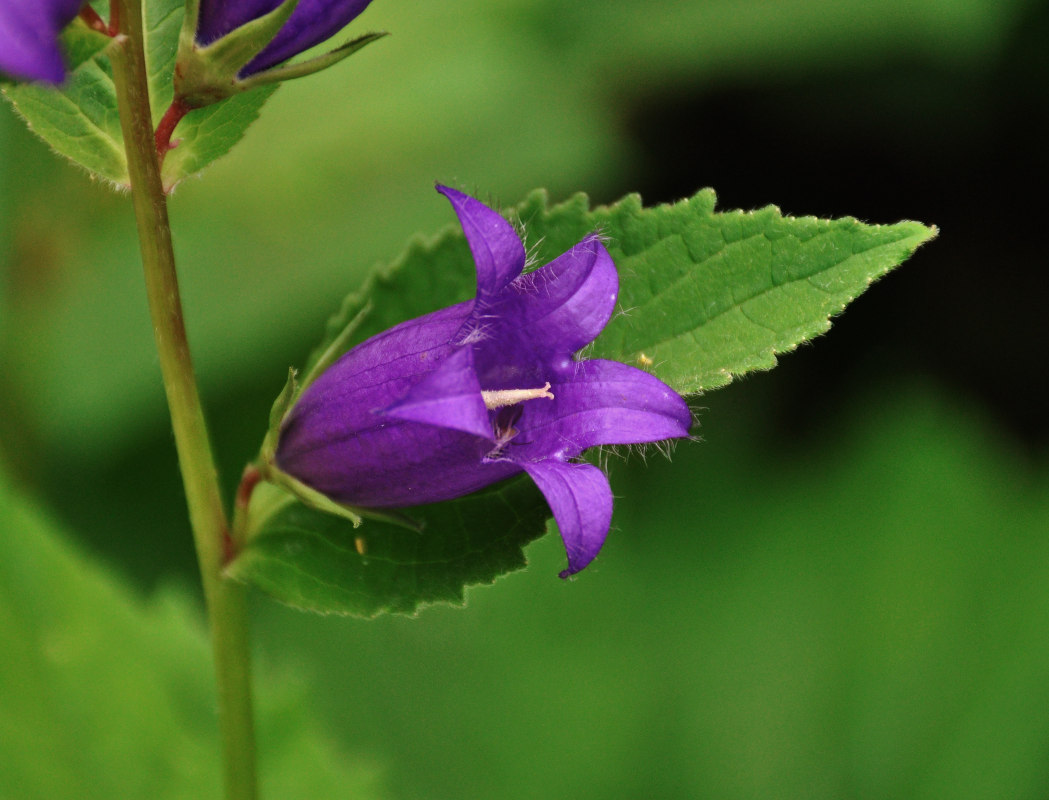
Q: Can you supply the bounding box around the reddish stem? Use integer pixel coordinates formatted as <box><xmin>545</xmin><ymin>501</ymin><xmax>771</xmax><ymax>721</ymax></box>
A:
<box><xmin>79</xmin><ymin>5</ymin><xmax>110</xmax><ymax>35</ymax></box>
<box><xmin>236</xmin><ymin>465</ymin><xmax>262</xmax><ymax>513</ymax></box>
<box><xmin>79</xmin><ymin>3</ymin><xmax>121</xmax><ymax>36</ymax></box>
<box><xmin>107</xmin><ymin>1</ymin><xmax>120</xmax><ymax>35</ymax></box>
<box><xmin>222</xmin><ymin>528</ymin><xmax>238</xmax><ymax>567</ymax></box>
<box><xmin>154</xmin><ymin>98</ymin><xmax>191</xmax><ymax>167</ymax></box>
<box><xmin>227</xmin><ymin>465</ymin><xmax>262</xmax><ymax>566</ymax></box>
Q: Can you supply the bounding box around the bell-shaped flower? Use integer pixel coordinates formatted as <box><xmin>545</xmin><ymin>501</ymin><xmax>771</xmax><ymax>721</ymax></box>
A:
<box><xmin>0</xmin><ymin>0</ymin><xmax>84</xmax><ymax>84</ymax></box>
<box><xmin>274</xmin><ymin>186</ymin><xmax>692</xmax><ymax>577</ymax></box>
<box><xmin>172</xmin><ymin>0</ymin><xmax>382</xmax><ymax>109</ymax></box>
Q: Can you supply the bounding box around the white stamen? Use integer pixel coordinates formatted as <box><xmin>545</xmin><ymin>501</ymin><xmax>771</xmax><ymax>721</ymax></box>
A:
<box><xmin>481</xmin><ymin>382</ymin><xmax>554</xmax><ymax>410</ymax></box>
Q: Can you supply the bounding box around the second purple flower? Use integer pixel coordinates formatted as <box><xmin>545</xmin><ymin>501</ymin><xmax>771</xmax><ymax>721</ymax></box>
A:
<box><xmin>274</xmin><ymin>186</ymin><xmax>692</xmax><ymax>577</ymax></box>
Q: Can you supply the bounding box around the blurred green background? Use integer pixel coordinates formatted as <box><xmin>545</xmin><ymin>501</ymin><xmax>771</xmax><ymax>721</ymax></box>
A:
<box><xmin>2</xmin><ymin>0</ymin><xmax>1049</xmax><ymax>797</ymax></box>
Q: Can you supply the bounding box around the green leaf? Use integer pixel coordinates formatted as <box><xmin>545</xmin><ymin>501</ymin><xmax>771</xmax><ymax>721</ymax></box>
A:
<box><xmin>229</xmin><ymin>478</ymin><xmax>550</xmax><ymax>617</ymax></box>
<box><xmin>308</xmin><ymin>187</ymin><xmax>936</xmax><ymax>395</ymax></box>
<box><xmin>159</xmin><ymin>85</ymin><xmax>278</xmax><ymax>189</ymax></box>
<box><xmin>0</xmin><ymin>471</ymin><xmax>384</xmax><ymax>799</ymax></box>
<box><xmin>526</xmin><ymin>191</ymin><xmax>937</xmax><ymax>393</ymax></box>
<box><xmin>1</xmin><ymin>0</ymin><xmax>276</xmax><ymax>189</ymax></box>
<box><xmin>61</xmin><ymin>18</ymin><xmax>114</xmax><ymax>72</ymax></box>
<box><xmin>2</xmin><ymin>28</ymin><xmax>127</xmax><ymax>185</ymax></box>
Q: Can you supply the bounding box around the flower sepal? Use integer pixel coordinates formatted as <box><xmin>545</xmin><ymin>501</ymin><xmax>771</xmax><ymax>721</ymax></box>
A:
<box><xmin>258</xmin><ymin>458</ymin><xmax>364</xmax><ymax>528</ymax></box>
<box><xmin>255</xmin><ymin>369</ymin><xmax>365</xmax><ymax>528</ymax></box>
<box><xmin>263</xmin><ymin>367</ymin><xmax>300</xmax><ymax>454</ymax></box>
<box><xmin>173</xmin><ymin>0</ymin><xmax>301</xmax><ymax>108</ymax></box>
<box><xmin>174</xmin><ymin>0</ymin><xmax>386</xmax><ymax>109</ymax></box>
<box><xmin>250</xmin><ymin>457</ymin><xmax>434</xmax><ymax>539</ymax></box>
<box><xmin>237</xmin><ymin>31</ymin><xmax>386</xmax><ymax>92</ymax></box>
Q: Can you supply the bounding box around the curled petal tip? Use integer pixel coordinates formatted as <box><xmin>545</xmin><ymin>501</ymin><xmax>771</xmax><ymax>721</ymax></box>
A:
<box><xmin>438</xmin><ymin>184</ymin><xmax>526</xmax><ymax>297</ymax></box>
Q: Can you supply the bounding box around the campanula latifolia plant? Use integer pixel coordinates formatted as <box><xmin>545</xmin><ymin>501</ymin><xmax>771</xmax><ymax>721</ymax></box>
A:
<box><xmin>0</xmin><ymin>0</ymin><xmax>935</xmax><ymax>796</ymax></box>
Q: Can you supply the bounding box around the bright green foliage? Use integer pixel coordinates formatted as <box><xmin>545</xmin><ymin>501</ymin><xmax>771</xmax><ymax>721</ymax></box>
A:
<box><xmin>56</xmin><ymin>16</ymin><xmax>114</xmax><ymax>72</ymax></box>
<box><xmin>231</xmin><ymin>478</ymin><xmax>550</xmax><ymax>616</ymax></box>
<box><xmin>0</xmin><ymin>474</ymin><xmax>384</xmax><ymax>799</ymax></box>
<box><xmin>1</xmin><ymin>0</ymin><xmax>275</xmax><ymax>190</ymax></box>
<box><xmin>309</xmin><ymin>188</ymin><xmax>935</xmax><ymax>395</ymax></box>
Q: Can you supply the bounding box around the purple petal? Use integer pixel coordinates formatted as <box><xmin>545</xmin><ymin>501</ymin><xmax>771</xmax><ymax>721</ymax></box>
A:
<box><xmin>276</xmin><ymin>301</ymin><xmax>523</xmax><ymax>507</ymax></box>
<box><xmin>437</xmin><ymin>185</ymin><xmax>525</xmax><ymax>302</ymax></box>
<box><xmin>0</xmin><ymin>0</ymin><xmax>82</xmax><ymax>83</ymax></box>
<box><xmin>280</xmin><ymin>302</ymin><xmax>470</xmax><ymax>449</ymax></box>
<box><xmin>272</xmin><ymin>184</ymin><xmax>692</xmax><ymax>553</ymax></box>
<box><xmin>243</xmin><ymin>0</ymin><xmax>374</xmax><ymax>75</ymax></box>
<box><xmin>513</xmin><ymin>359</ymin><xmax>691</xmax><ymax>460</ymax></box>
<box><xmin>472</xmin><ymin>235</ymin><xmax>618</xmax><ymax>388</ymax></box>
<box><xmin>520</xmin><ymin>460</ymin><xmax>613</xmax><ymax>577</ymax></box>
<box><xmin>280</xmin><ymin>417</ymin><xmax>520</xmax><ymax>508</ymax></box>
<box><xmin>507</xmin><ymin>234</ymin><xmax>618</xmax><ymax>356</ymax></box>
<box><xmin>384</xmin><ymin>346</ymin><xmax>493</xmax><ymax>440</ymax></box>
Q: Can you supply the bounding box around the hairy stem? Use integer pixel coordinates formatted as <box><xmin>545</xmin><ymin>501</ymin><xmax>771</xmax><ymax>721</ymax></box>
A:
<box><xmin>108</xmin><ymin>1</ymin><xmax>258</xmax><ymax>798</ymax></box>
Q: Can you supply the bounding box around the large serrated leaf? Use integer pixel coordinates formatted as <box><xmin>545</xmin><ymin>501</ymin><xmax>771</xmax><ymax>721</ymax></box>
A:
<box><xmin>1</xmin><ymin>0</ymin><xmax>275</xmax><ymax>189</ymax></box>
<box><xmin>269</xmin><ymin>187</ymin><xmax>932</xmax><ymax>616</ymax></box>
<box><xmin>229</xmin><ymin>477</ymin><xmax>550</xmax><ymax>617</ymax></box>
<box><xmin>307</xmin><ymin>188</ymin><xmax>935</xmax><ymax>396</ymax></box>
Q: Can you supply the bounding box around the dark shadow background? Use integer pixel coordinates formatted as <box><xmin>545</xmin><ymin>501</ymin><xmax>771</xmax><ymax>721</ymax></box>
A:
<box><xmin>624</xmin><ymin>0</ymin><xmax>1048</xmax><ymax>451</ymax></box>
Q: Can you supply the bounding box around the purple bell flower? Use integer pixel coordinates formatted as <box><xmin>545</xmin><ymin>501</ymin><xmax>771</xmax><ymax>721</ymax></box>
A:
<box><xmin>0</xmin><ymin>0</ymin><xmax>83</xmax><ymax>83</ymax></box>
<box><xmin>275</xmin><ymin>186</ymin><xmax>692</xmax><ymax>577</ymax></box>
<box><xmin>195</xmin><ymin>0</ymin><xmax>374</xmax><ymax>76</ymax></box>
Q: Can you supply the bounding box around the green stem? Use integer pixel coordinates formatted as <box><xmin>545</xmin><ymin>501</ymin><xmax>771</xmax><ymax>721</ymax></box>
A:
<box><xmin>108</xmin><ymin>2</ymin><xmax>258</xmax><ymax>798</ymax></box>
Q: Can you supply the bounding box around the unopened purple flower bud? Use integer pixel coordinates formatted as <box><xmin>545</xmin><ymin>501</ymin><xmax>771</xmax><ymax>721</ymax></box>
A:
<box><xmin>172</xmin><ymin>0</ymin><xmax>382</xmax><ymax>111</ymax></box>
<box><xmin>274</xmin><ymin>186</ymin><xmax>692</xmax><ymax>577</ymax></box>
<box><xmin>0</xmin><ymin>0</ymin><xmax>84</xmax><ymax>84</ymax></box>
<box><xmin>197</xmin><ymin>0</ymin><xmax>374</xmax><ymax>76</ymax></box>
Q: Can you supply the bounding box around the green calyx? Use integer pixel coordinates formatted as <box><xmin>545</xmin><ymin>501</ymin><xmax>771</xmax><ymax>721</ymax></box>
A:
<box><xmin>173</xmin><ymin>0</ymin><xmax>387</xmax><ymax>110</ymax></box>
<box><xmin>174</xmin><ymin>0</ymin><xmax>300</xmax><ymax>108</ymax></box>
<box><xmin>238</xmin><ymin>32</ymin><xmax>388</xmax><ymax>92</ymax></box>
